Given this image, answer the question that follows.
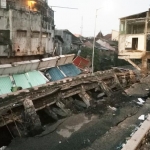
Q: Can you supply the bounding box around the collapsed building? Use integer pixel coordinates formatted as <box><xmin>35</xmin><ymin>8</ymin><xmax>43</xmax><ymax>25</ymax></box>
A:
<box><xmin>0</xmin><ymin>0</ymin><xmax>55</xmax><ymax>64</ymax></box>
<box><xmin>0</xmin><ymin>52</ymin><xmax>136</xmax><ymax>146</ymax></box>
<box><xmin>118</xmin><ymin>9</ymin><xmax>150</xmax><ymax>73</ymax></box>
<box><xmin>0</xmin><ymin>1</ymin><xmax>149</xmax><ymax>149</ymax></box>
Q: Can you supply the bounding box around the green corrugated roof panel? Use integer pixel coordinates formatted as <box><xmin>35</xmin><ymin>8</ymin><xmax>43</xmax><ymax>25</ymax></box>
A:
<box><xmin>13</xmin><ymin>74</ymin><xmax>31</xmax><ymax>89</ymax></box>
<box><xmin>0</xmin><ymin>76</ymin><xmax>12</xmax><ymax>95</ymax></box>
<box><xmin>25</xmin><ymin>71</ymin><xmax>46</xmax><ymax>87</ymax></box>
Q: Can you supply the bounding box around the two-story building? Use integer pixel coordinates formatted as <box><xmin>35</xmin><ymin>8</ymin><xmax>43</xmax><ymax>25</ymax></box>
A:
<box><xmin>118</xmin><ymin>9</ymin><xmax>150</xmax><ymax>73</ymax></box>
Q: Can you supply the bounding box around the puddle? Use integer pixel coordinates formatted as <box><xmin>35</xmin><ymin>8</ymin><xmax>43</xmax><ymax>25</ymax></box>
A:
<box><xmin>57</xmin><ymin>114</ymin><xmax>96</xmax><ymax>138</ymax></box>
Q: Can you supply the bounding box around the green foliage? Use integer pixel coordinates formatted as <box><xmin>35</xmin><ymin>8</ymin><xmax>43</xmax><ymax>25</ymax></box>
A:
<box><xmin>109</xmin><ymin>41</ymin><xmax>118</xmax><ymax>46</ymax></box>
<box><xmin>80</xmin><ymin>47</ymin><xmax>100</xmax><ymax>71</ymax></box>
<box><xmin>68</xmin><ymin>47</ymin><xmax>129</xmax><ymax>71</ymax></box>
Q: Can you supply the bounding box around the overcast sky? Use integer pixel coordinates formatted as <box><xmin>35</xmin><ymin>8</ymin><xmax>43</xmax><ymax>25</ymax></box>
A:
<box><xmin>48</xmin><ymin>0</ymin><xmax>150</xmax><ymax>37</ymax></box>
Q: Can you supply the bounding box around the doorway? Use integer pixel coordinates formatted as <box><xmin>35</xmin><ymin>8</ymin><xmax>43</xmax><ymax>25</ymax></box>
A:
<box><xmin>132</xmin><ymin>38</ymin><xmax>138</xmax><ymax>50</ymax></box>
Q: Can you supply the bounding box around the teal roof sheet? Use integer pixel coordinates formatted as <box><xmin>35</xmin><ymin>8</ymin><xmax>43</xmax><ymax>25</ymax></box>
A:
<box><xmin>0</xmin><ymin>76</ymin><xmax>12</xmax><ymax>95</ymax></box>
<box><xmin>46</xmin><ymin>67</ymin><xmax>65</xmax><ymax>81</ymax></box>
<box><xmin>13</xmin><ymin>74</ymin><xmax>31</xmax><ymax>89</ymax></box>
<box><xmin>59</xmin><ymin>64</ymin><xmax>81</xmax><ymax>77</ymax></box>
<box><xmin>25</xmin><ymin>71</ymin><xmax>46</xmax><ymax>87</ymax></box>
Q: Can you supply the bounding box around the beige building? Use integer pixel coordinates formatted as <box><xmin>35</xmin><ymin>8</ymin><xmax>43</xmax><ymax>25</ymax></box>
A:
<box><xmin>118</xmin><ymin>9</ymin><xmax>150</xmax><ymax>72</ymax></box>
<box><xmin>111</xmin><ymin>30</ymin><xmax>119</xmax><ymax>41</ymax></box>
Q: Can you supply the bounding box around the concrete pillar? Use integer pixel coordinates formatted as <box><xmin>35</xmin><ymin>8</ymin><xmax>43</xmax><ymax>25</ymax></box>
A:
<box><xmin>78</xmin><ymin>86</ymin><xmax>92</xmax><ymax>107</ymax></box>
<box><xmin>23</xmin><ymin>99</ymin><xmax>41</xmax><ymax>129</ymax></box>
<box><xmin>99</xmin><ymin>81</ymin><xmax>112</xmax><ymax>96</ymax></box>
<box><xmin>142</xmin><ymin>57</ymin><xmax>148</xmax><ymax>74</ymax></box>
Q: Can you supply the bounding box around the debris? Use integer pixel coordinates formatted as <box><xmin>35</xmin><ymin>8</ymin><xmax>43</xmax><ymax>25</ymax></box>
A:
<box><xmin>87</xmin><ymin>139</ymin><xmax>90</xmax><ymax>143</ymax></box>
<box><xmin>130</xmin><ymin>132</ymin><xmax>135</xmax><ymax>137</ymax></box>
<box><xmin>97</xmin><ymin>92</ymin><xmax>105</xmax><ymax>98</ymax></box>
<box><xmin>52</xmin><ymin>107</ymin><xmax>67</xmax><ymax>117</ymax></box>
<box><xmin>138</xmin><ymin>98</ymin><xmax>145</xmax><ymax>103</ymax></box>
<box><xmin>136</xmin><ymin>102</ymin><xmax>144</xmax><ymax>106</ymax></box>
<box><xmin>108</xmin><ymin>106</ymin><xmax>117</xmax><ymax>111</ymax></box>
<box><xmin>136</xmin><ymin>98</ymin><xmax>145</xmax><ymax>106</ymax></box>
<box><xmin>59</xmin><ymin>141</ymin><xmax>61</xmax><ymax>144</ymax></box>
<box><xmin>44</xmin><ymin>107</ymin><xmax>58</xmax><ymax>121</ymax></box>
<box><xmin>74</xmin><ymin>99</ymin><xmax>87</xmax><ymax>108</ymax></box>
<box><xmin>138</xmin><ymin>115</ymin><xmax>145</xmax><ymax>120</ymax></box>
<box><xmin>0</xmin><ymin>146</ymin><xmax>6</xmax><ymax>150</ymax></box>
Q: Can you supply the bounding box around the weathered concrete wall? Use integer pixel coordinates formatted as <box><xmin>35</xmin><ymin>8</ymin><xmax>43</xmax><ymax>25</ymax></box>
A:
<box><xmin>0</xmin><ymin>0</ymin><xmax>55</xmax><ymax>58</ymax></box>
<box><xmin>55</xmin><ymin>30</ymin><xmax>73</xmax><ymax>54</ymax></box>
<box><xmin>112</xmin><ymin>30</ymin><xmax>119</xmax><ymax>41</ymax></box>
<box><xmin>119</xmin><ymin>34</ymin><xmax>145</xmax><ymax>53</ymax></box>
<box><xmin>63</xmin><ymin>31</ymin><xmax>72</xmax><ymax>54</ymax></box>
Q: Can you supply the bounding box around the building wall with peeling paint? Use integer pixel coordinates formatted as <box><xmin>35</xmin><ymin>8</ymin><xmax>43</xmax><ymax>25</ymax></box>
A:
<box><xmin>119</xmin><ymin>34</ymin><xmax>145</xmax><ymax>53</ymax></box>
<box><xmin>0</xmin><ymin>0</ymin><xmax>54</xmax><ymax>60</ymax></box>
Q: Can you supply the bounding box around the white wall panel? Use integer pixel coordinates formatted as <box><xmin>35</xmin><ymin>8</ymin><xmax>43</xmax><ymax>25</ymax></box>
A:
<box><xmin>38</xmin><ymin>56</ymin><xmax>59</xmax><ymax>70</ymax></box>
<box><xmin>64</xmin><ymin>54</ymin><xmax>75</xmax><ymax>64</ymax></box>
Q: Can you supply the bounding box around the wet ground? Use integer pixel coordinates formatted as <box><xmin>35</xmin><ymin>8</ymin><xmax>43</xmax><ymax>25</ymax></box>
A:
<box><xmin>4</xmin><ymin>75</ymin><xmax>150</xmax><ymax>150</ymax></box>
<box><xmin>5</xmin><ymin>96</ymin><xmax>150</xmax><ymax>150</ymax></box>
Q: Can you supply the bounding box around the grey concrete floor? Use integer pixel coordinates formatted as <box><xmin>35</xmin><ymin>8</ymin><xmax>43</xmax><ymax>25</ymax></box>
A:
<box><xmin>6</xmin><ymin>96</ymin><xmax>150</xmax><ymax>150</ymax></box>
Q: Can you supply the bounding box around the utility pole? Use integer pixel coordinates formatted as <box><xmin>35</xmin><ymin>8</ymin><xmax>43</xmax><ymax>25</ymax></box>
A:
<box><xmin>80</xmin><ymin>16</ymin><xmax>83</xmax><ymax>39</ymax></box>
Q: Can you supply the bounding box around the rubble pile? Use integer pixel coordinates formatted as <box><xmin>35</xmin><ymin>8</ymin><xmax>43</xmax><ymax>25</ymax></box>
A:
<box><xmin>0</xmin><ymin>69</ymin><xmax>136</xmax><ymax>147</ymax></box>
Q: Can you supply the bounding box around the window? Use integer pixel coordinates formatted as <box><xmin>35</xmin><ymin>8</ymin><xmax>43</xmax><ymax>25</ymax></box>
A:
<box><xmin>32</xmin><ymin>32</ymin><xmax>39</xmax><ymax>38</ymax></box>
<box><xmin>120</xmin><ymin>21</ymin><xmax>125</xmax><ymax>34</ymax></box>
<box><xmin>17</xmin><ymin>31</ymin><xmax>27</xmax><ymax>38</ymax></box>
<box><xmin>126</xmin><ymin>20</ymin><xmax>145</xmax><ymax>34</ymax></box>
<box><xmin>42</xmin><ymin>33</ymin><xmax>48</xmax><ymax>38</ymax></box>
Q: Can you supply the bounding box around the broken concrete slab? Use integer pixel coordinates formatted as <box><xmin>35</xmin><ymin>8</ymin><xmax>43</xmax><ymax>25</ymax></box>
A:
<box><xmin>97</xmin><ymin>93</ymin><xmax>105</xmax><ymax>98</ymax></box>
<box><xmin>52</xmin><ymin>107</ymin><xmax>67</xmax><ymax>117</ymax></box>
<box><xmin>44</xmin><ymin>107</ymin><xmax>58</xmax><ymax>121</ymax></box>
<box><xmin>74</xmin><ymin>99</ymin><xmax>87</xmax><ymax>108</ymax></box>
<box><xmin>125</xmin><ymin>83</ymin><xmax>150</xmax><ymax>97</ymax></box>
<box><xmin>78</xmin><ymin>86</ymin><xmax>92</xmax><ymax>107</ymax></box>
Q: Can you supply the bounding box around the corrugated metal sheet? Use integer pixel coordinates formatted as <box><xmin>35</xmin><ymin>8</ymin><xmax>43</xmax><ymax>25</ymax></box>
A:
<box><xmin>13</xmin><ymin>71</ymin><xmax>47</xmax><ymax>89</ymax></box>
<box><xmin>46</xmin><ymin>67</ymin><xmax>65</xmax><ymax>81</ymax></box>
<box><xmin>73</xmin><ymin>56</ymin><xmax>90</xmax><ymax>69</ymax></box>
<box><xmin>0</xmin><ymin>55</ymin><xmax>75</xmax><ymax>75</ymax></box>
<box><xmin>57</xmin><ymin>54</ymin><xmax>75</xmax><ymax>66</ymax></box>
<box><xmin>38</xmin><ymin>57</ymin><xmax>59</xmax><ymax>70</ymax></box>
<box><xmin>25</xmin><ymin>71</ymin><xmax>47</xmax><ymax>87</ymax></box>
<box><xmin>0</xmin><ymin>64</ymin><xmax>12</xmax><ymax>76</ymax></box>
<box><xmin>13</xmin><ymin>74</ymin><xmax>31</xmax><ymax>89</ymax></box>
<box><xmin>59</xmin><ymin>64</ymin><xmax>81</xmax><ymax>77</ymax></box>
<box><xmin>0</xmin><ymin>76</ymin><xmax>12</xmax><ymax>95</ymax></box>
<box><xmin>64</xmin><ymin>54</ymin><xmax>75</xmax><ymax>64</ymax></box>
